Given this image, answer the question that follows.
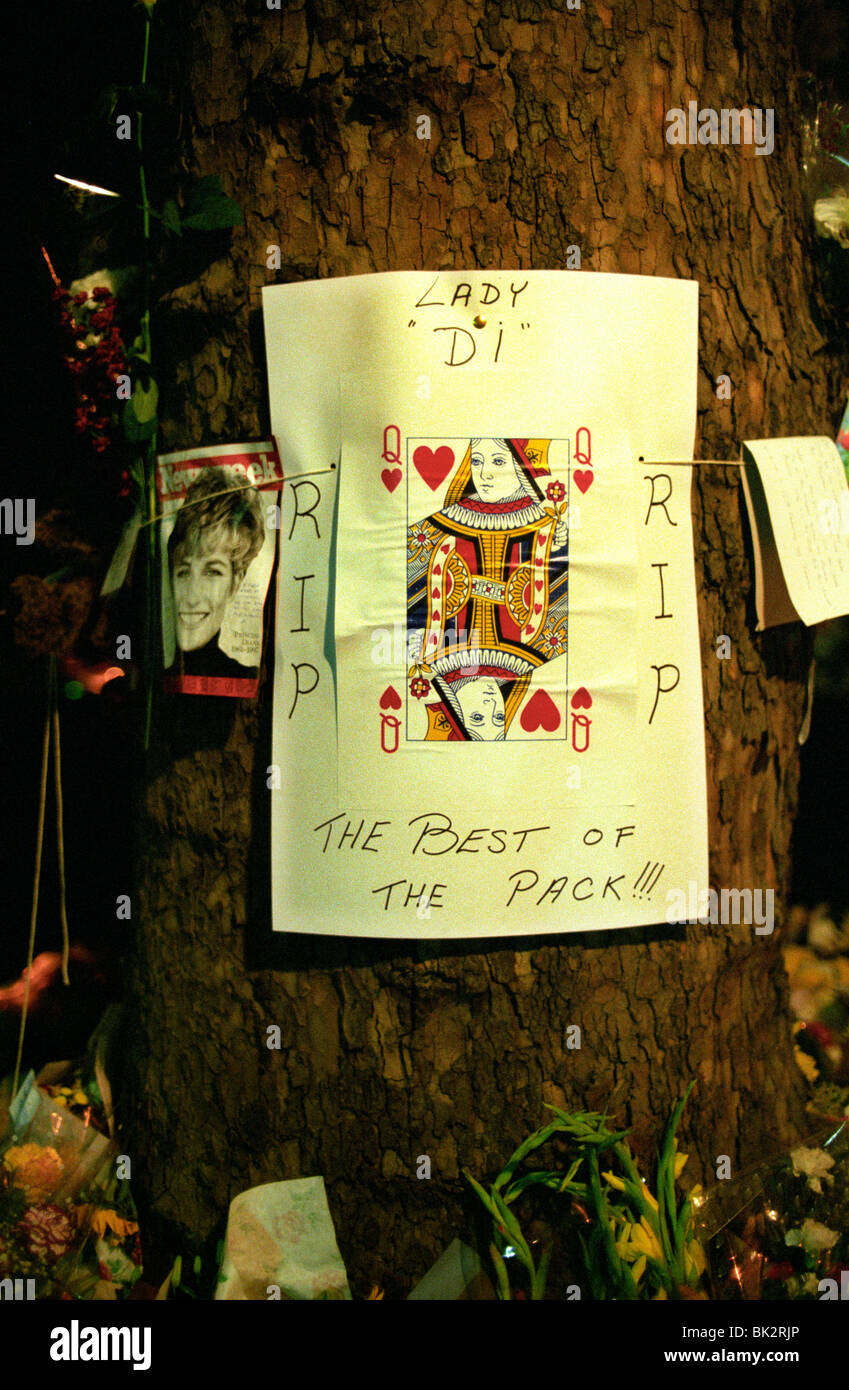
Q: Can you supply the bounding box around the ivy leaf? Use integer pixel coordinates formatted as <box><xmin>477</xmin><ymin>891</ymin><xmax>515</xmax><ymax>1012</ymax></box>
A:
<box><xmin>161</xmin><ymin>199</ymin><xmax>182</xmax><ymax>236</ymax></box>
<box><xmin>181</xmin><ymin>175</ymin><xmax>243</xmax><ymax>231</ymax></box>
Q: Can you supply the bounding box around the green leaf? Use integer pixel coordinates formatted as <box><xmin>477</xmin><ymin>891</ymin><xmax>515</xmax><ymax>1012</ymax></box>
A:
<box><xmin>462</xmin><ymin>1169</ymin><xmax>500</xmax><ymax>1224</ymax></box>
<box><xmin>492</xmin><ymin>1120</ymin><xmax>561</xmax><ymax>1191</ymax></box>
<box><xmin>490</xmin><ymin>1188</ymin><xmax>526</xmax><ymax>1248</ymax></box>
<box><xmin>181</xmin><ymin>175</ymin><xmax>243</xmax><ymax>231</ymax></box>
<box><xmin>503</xmin><ymin>1169</ymin><xmax>580</xmax><ymax>1202</ymax></box>
<box><xmin>133</xmin><ymin>379</ymin><xmax>158</xmax><ymax>423</ymax></box>
<box><xmin>129</xmin><ymin>335</ymin><xmax>151</xmax><ymax>364</ymax></box>
<box><xmin>531</xmin><ymin>1241</ymin><xmax>552</xmax><ymax>1300</ymax></box>
<box><xmin>161</xmin><ymin>199</ymin><xmax>182</xmax><ymax>235</ymax></box>
<box><xmin>122</xmin><ymin>380</ymin><xmax>158</xmax><ymax>443</ymax></box>
<box><xmin>488</xmin><ymin>1242</ymin><xmax>512</xmax><ymax>1301</ymax></box>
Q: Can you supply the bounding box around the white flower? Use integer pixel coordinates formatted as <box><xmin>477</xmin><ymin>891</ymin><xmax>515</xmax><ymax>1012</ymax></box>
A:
<box><xmin>814</xmin><ymin>194</ymin><xmax>849</xmax><ymax>246</ymax></box>
<box><xmin>800</xmin><ymin>1219</ymin><xmax>839</xmax><ymax>1254</ymax></box>
<box><xmin>790</xmin><ymin>1146</ymin><xmax>834</xmax><ymax>1194</ymax></box>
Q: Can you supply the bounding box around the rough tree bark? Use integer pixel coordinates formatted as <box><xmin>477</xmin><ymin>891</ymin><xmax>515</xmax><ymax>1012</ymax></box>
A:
<box><xmin>119</xmin><ymin>0</ymin><xmax>847</xmax><ymax>1296</ymax></box>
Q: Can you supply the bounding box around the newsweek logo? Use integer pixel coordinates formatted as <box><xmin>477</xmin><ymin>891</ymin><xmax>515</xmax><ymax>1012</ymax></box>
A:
<box><xmin>50</xmin><ymin>1320</ymin><xmax>151</xmax><ymax>1371</ymax></box>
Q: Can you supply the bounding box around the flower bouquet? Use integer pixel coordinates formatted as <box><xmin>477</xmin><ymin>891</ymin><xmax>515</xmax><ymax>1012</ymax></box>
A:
<box><xmin>693</xmin><ymin>1121</ymin><xmax>849</xmax><ymax>1299</ymax></box>
<box><xmin>0</xmin><ymin>1071</ymin><xmax>141</xmax><ymax>1299</ymax></box>
<box><xmin>465</xmin><ymin>1084</ymin><xmax>708</xmax><ymax>1300</ymax></box>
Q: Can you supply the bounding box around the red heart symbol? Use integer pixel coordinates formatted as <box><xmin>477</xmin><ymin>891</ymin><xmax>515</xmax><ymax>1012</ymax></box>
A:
<box><xmin>520</xmin><ymin>689</ymin><xmax>562</xmax><ymax>733</ymax></box>
<box><xmin>534</xmin><ymin>603</ymin><xmax>542</xmax><ymax>614</ymax></box>
<box><xmin>535</xmin><ymin>579</ymin><xmax>543</xmax><ymax>590</ymax></box>
<box><xmin>570</xmin><ymin>686</ymin><xmax>593</xmax><ymax>710</ymax></box>
<box><xmin>432</xmin><ymin>610</ymin><xmax>440</xmax><ymax>621</ymax></box>
<box><xmin>381</xmin><ymin>467</ymin><xmax>402</xmax><ymax>493</ymax></box>
<box><xmin>433</xmin><ymin>565</ymin><xmax>442</xmax><ymax>576</ymax></box>
<box><xmin>414</xmin><ymin>445</ymin><xmax>455</xmax><ymax>491</ymax></box>
<box><xmin>433</xmin><ymin>588</ymin><xmax>441</xmax><ymax>598</ymax></box>
<box><xmin>441</xmin><ymin>543</ymin><xmax>451</xmax><ymax>554</ymax></box>
<box><xmin>573</xmin><ymin>469</ymin><xmax>594</xmax><ymax>494</ymax></box>
<box><xmin>379</xmin><ymin>686</ymin><xmax>402</xmax><ymax>710</ymax></box>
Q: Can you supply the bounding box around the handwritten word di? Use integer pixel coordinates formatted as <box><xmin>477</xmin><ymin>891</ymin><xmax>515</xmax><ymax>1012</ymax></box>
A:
<box><xmin>408</xmin><ymin>276</ymin><xmax>530</xmax><ymax>367</ymax></box>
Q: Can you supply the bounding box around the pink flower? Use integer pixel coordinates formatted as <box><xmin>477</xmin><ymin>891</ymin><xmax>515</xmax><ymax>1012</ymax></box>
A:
<box><xmin>18</xmin><ymin>1204</ymin><xmax>77</xmax><ymax>1262</ymax></box>
<box><xmin>410</xmin><ymin>677</ymin><xmax>430</xmax><ymax>699</ymax></box>
<box><xmin>546</xmin><ymin>480</ymin><xmax>566</xmax><ymax>503</ymax></box>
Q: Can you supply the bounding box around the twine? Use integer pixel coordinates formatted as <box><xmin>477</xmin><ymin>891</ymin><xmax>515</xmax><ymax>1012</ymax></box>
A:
<box><xmin>11</xmin><ymin>658</ymin><xmax>71</xmax><ymax>1103</ymax></box>
<box><xmin>52</xmin><ymin>664</ymin><xmax>70</xmax><ymax>987</ymax></box>
<box><xmin>137</xmin><ymin>476</ymin><xmax>284</xmax><ymax>530</ymax></box>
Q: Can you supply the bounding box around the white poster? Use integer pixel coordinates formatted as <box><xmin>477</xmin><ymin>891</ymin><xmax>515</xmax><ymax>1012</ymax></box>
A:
<box><xmin>263</xmin><ymin>271</ymin><xmax>708</xmax><ymax>937</ymax></box>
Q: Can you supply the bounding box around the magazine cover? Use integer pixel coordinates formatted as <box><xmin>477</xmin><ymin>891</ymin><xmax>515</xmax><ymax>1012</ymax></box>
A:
<box><xmin>157</xmin><ymin>442</ymin><xmax>282</xmax><ymax>697</ymax></box>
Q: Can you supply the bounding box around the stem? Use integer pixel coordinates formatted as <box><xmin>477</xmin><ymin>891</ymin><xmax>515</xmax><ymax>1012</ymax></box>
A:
<box><xmin>138</xmin><ymin>12</ymin><xmax>152</xmax><ymax>364</ymax></box>
<box><xmin>137</xmin><ymin>10</ymin><xmax>157</xmax><ymax>750</ymax></box>
<box><xmin>489</xmin><ymin>1243</ymin><xmax>512</xmax><ymax>1301</ymax></box>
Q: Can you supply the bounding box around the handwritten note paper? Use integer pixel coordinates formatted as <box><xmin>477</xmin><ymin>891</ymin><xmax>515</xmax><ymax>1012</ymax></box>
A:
<box><xmin>741</xmin><ymin>436</ymin><xmax>849</xmax><ymax>629</ymax></box>
<box><xmin>263</xmin><ymin>271</ymin><xmax>709</xmax><ymax>938</ymax></box>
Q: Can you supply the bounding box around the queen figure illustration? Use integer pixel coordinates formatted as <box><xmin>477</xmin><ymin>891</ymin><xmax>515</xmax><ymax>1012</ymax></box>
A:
<box><xmin>407</xmin><ymin>437</ymin><xmax>569</xmax><ymax>741</ymax></box>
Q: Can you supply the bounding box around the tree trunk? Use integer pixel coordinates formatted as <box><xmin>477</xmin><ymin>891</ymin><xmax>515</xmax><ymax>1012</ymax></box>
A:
<box><xmin>119</xmin><ymin>0</ymin><xmax>846</xmax><ymax>1297</ymax></box>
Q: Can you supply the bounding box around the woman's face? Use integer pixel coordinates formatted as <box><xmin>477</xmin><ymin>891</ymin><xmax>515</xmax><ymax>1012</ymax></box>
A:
<box><xmin>172</xmin><ymin>534</ymin><xmax>238</xmax><ymax>651</ymax></box>
<box><xmin>470</xmin><ymin>439</ymin><xmax>522</xmax><ymax>503</ymax></box>
<box><xmin>455</xmin><ymin>677</ymin><xmax>506</xmax><ymax>740</ymax></box>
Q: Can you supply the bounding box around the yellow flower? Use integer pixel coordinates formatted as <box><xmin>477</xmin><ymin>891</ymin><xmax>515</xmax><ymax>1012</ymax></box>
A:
<box><xmin>615</xmin><ymin>1220</ymin><xmax>633</xmax><ymax>1257</ymax></box>
<box><xmin>2</xmin><ymin>1143</ymin><xmax>64</xmax><ymax>1202</ymax></box>
<box><xmin>90</xmin><ymin>1209</ymin><xmax>139</xmax><ymax>1240</ymax></box>
<box><xmin>631</xmin><ymin>1254</ymin><xmax>647</xmax><ymax>1286</ymax></box>
<box><xmin>601</xmin><ymin>1170</ymin><xmax>626</xmax><ymax>1191</ymax></box>
<box><xmin>631</xmin><ymin>1217</ymin><xmax>663</xmax><ymax>1262</ymax></box>
<box><xmin>673</xmin><ymin>1150</ymin><xmax>689</xmax><ymax>1179</ymax></box>
<box><xmin>637</xmin><ymin>1181</ymin><xmax>660</xmax><ymax>1213</ymax></box>
<box><xmin>794</xmin><ymin>1047</ymin><xmax>819</xmax><ymax>1083</ymax></box>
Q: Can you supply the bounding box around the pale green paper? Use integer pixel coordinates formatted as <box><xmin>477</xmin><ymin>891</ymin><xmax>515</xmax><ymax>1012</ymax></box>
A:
<box><xmin>263</xmin><ymin>271</ymin><xmax>709</xmax><ymax>938</ymax></box>
<box><xmin>215</xmin><ymin>1177</ymin><xmax>351</xmax><ymax>1301</ymax></box>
